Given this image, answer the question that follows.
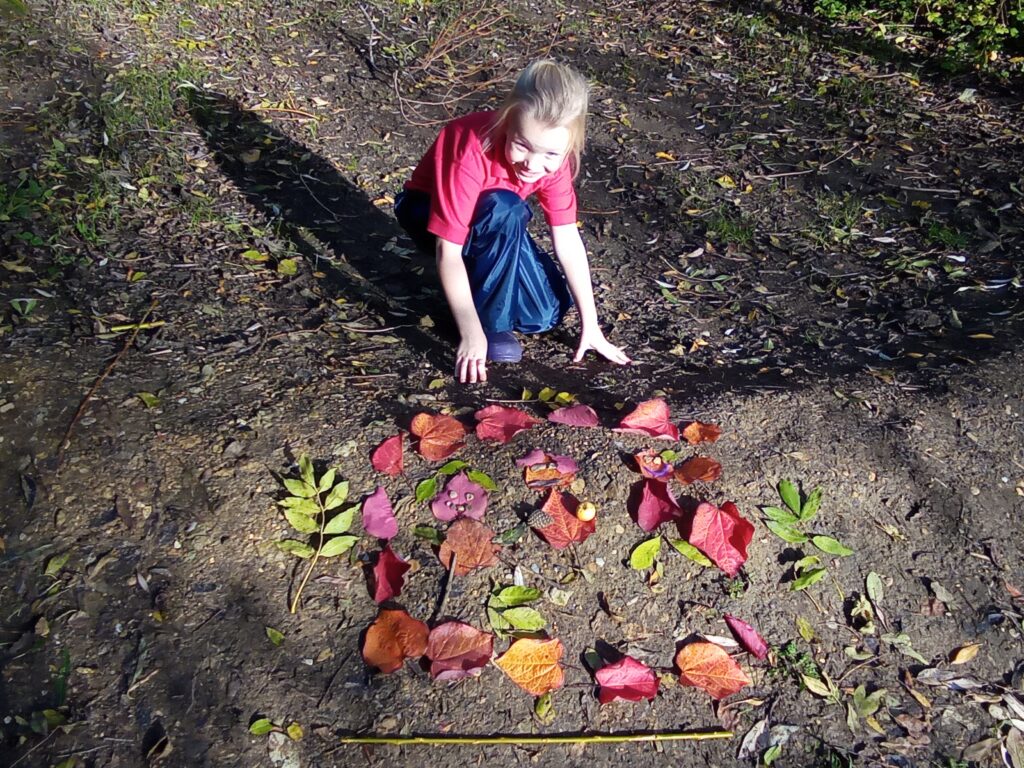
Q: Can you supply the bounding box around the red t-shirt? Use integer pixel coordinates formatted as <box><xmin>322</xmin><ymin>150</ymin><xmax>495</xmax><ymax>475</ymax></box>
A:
<box><xmin>404</xmin><ymin>111</ymin><xmax>577</xmax><ymax>246</ymax></box>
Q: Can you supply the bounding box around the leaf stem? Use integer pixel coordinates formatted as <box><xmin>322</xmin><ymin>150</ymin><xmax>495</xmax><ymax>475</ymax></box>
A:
<box><xmin>290</xmin><ymin>492</ymin><xmax>327</xmax><ymax>614</ymax></box>
<box><xmin>339</xmin><ymin>729</ymin><xmax>733</xmax><ymax>746</ymax></box>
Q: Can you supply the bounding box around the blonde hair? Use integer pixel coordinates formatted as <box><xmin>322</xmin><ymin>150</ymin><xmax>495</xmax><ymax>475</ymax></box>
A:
<box><xmin>486</xmin><ymin>60</ymin><xmax>589</xmax><ymax>177</ymax></box>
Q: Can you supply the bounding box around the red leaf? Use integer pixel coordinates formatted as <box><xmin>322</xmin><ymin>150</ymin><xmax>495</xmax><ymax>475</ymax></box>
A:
<box><xmin>533</xmin><ymin>489</ymin><xmax>595</xmax><ymax>549</ymax></box>
<box><xmin>425</xmin><ymin>621</ymin><xmax>494</xmax><ymax>681</ymax></box>
<box><xmin>438</xmin><ymin>518</ymin><xmax>499</xmax><ymax>576</ymax></box>
<box><xmin>431</xmin><ymin>472</ymin><xmax>488</xmax><ymax>522</ymax></box>
<box><xmin>674</xmin><ymin>456</ymin><xmax>723</xmax><ymax>485</ymax></box>
<box><xmin>614</xmin><ymin>399</ymin><xmax>679</xmax><ymax>441</ymax></box>
<box><xmin>371</xmin><ymin>433</ymin><xmax>404</xmax><ymax>476</ymax></box>
<box><xmin>410</xmin><ymin>413</ymin><xmax>467</xmax><ymax>461</ymax></box>
<box><xmin>371</xmin><ymin>545</ymin><xmax>410</xmax><ymax>604</ymax></box>
<box><xmin>474</xmin><ymin>405</ymin><xmax>542</xmax><ymax>443</ymax></box>
<box><xmin>675</xmin><ymin>641</ymin><xmax>750</xmax><ymax>700</ymax></box>
<box><xmin>628</xmin><ymin>479</ymin><xmax>681</xmax><ymax>532</ymax></box>
<box><xmin>634</xmin><ymin>449</ymin><xmax>674</xmax><ymax>481</ymax></box>
<box><xmin>362</xmin><ymin>486</ymin><xmax>398</xmax><ymax>540</ymax></box>
<box><xmin>595</xmin><ymin>655</ymin><xmax>659</xmax><ymax>704</ymax></box>
<box><xmin>724</xmin><ymin>614</ymin><xmax>769</xmax><ymax>660</ymax></box>
<box><xmin>362</xmin><ymin>609</ymin><xmax>429</xmax><ymax>674</ymax></box>
<box><xmin>547</xmin><ymin>404</ymin><xmax>600</xmax><ymax>427</ymax></box>
<box><xmin>516</xmin><ymin>449</ymin><xmax>578</xmax><ymax>490</ymax></box>
<box><xmin>682</xmin><ymin>421</ymin><xmax>722</xmax><ymax>445</ymax></box>
<box><xmin>688</xmin><ymin>501</ymin><xmax>753</xmax><ymax>577</ymax></box>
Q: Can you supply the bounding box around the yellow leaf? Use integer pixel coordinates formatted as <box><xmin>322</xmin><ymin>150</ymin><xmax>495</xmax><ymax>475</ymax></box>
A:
<box><xmin>950</xmin><ymin>643</ymin><xmax>981</xmax><ymax>664</ymax></box>
<box><xmin>286</xmin><ymin>722</ymin><xmax>303</xmax><ymax>741</ymax></box>
<box><xmin>495</xmin><ymin>638</ymin><xmax>565</xmax><ymax>696</ymax></box>
<box><xmin>655</xmin><ymin>151</ymin><xmax>676</xmax><ymax>161</ymax></box>
<box><xmin>715</xmin><ymin>175</ymin><xmax>737</xmax><ymax>189</ymax></box>
<box><xmin>968</xmin><ymin>333</ymin><xmax>994</xmax><ymax>339</ymax></box>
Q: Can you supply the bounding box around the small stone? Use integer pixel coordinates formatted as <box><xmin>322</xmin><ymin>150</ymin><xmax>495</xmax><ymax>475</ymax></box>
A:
<box><xmin>970</xmin><ymin>487</ymin><xmax>981</xmax><ymax>496</ymax></box>
<box><xmin>0</xmin><ymin>402</ymin><xmax>14</xmax><ymax>414</ymax></box>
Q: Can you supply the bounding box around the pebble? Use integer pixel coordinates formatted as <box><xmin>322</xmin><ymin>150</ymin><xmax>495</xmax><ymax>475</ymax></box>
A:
<box><xmin>0</xmin><ymin>402</ymin><xmax>14</xmax><ymax>413</ymax></box>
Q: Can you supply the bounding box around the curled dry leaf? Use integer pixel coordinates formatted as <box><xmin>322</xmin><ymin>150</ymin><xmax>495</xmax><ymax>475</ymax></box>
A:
<box><xmin>628</xmin><ymin>479</ymin><xmax>681</xmax><ymax>532</ymax></box>
<box><xmin>533</xmin><ymin>489</ymin><xmax>595</xmax><ymax>549</ymax></box>
<box><xmin>371</xmin><ymin>433</ymin><xmax>404</xmax><ymax>476</ymax></box>
<box><xmin>634</xmin><ymin>449</ymin><xmax>674</xmax><ymax>481</ymax></box>
<box><xmin>362</xmin><ymin>608</ymin><xmax>429</xmax><ymax>674</ymax></box>
<box><xmin>689</xmin><ymin>501</ymin><xmax>753</xmax><ymax>577</ymax></box>
<box><xmin>682</xmin><ymin>421</ymin><xmax>722</xmax><ymax>445</ymax></box>
<box><xmin>675</xmin><ymin>641</ymin><xmax>751</xmax><ymax>700</ymax></box>
<box><xmin>517</xmin><ymin>449</ymin><xmax>578</xmax><ymax>490</ymax></box>
<box><xmin>674</xmin><ymin>456</ymin><xmax>723</xmax><ymax>485</ymax></box>
<box><xmin>425</xmin><ymin>621</ymin><xmax>494</xmax><ymax>681</ymax></box>
<box><xmin>438</xmin><ymin>518</ymin><xmax>499</xmax><ymax>576</ymax></box>
<box><xmin>371</xmin><ymin>544</ymin><xmax>410</xmax><ymax>604</ymax></box>
<box><xmin>724</xmin><ymin>614</ymin><xmax>769</xmax><ymax>660</ymax></box>
<box><xmin>614</xmin><ymin>399</ymin><xmax>679</xmax><ymax>441</ymax></box>
<box><xmin>547</xmin><ymin>403</ymin><xmax>600</xmax><ymax>427</ymax></box>
<box><xmin>949</xmin><ymin>643</ymin><xmax>981</xmax><ymax>665</ymax></box>
<box><xmin>431</xmin><ymin>472</ymin><xmax>487</xmax><ymax>522</ymax></box>
<box><xmin>474</xmin><ymin>405</ymin><xmax>541</xmax><ymax>444</ymax></box>
<box><xmin>495</xmin><ymin>637</ymin><xmax>565</xmax><ymax>696</ymax></box>
<box><xmin>595</xmin><ymin>655</ymin><xmax>659</xmax><ymax>704</ymax></box>
<box><xmin>362</xmin><ymin>486</ymin><xmax>398</xmax><ymax>540</ymax></box>
<box><xmin>410</xmin><ymin>413</ymin><xmax>467</xmax><ymax>461</ymax></box>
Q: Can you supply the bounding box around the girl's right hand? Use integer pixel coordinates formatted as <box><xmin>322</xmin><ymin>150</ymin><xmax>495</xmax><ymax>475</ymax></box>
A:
<box><xmin>456</xmin><ymin>332</ymin><xmax>488</xmax><ymax>383</ymax></box>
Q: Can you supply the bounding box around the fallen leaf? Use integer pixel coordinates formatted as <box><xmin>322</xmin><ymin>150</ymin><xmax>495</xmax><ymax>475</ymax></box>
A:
<box><xmin>614</xmin><ymin>399</ymin><xmax>679</xmax><ymax>440</ymax></box>
<box><xmin>724</xmin><ymin>614</ymin><xmax>769</xmax><ymax>659</ymax></box>
<box><xmin>689</xmin><ymin>501</ymin><xmax>753</xmax><ymax>577</ymax></box>
<box><xmin>595</xmin><ymin>655</ymin><xmax>659</xmax><ymax>704</ymax></box>
<box><xmin>674</xmin><ymin>456</ymin><xmax>723</xmax><ymax>484</ymax></box>
<box><xmin>474</xmin><ymin>405</ymin><xmax>541</xmax><ymax>443</ymax></box>
<box><xmin>362</xmin><ymin>609</ymin><xmax>429</xmax><ymax>673</ymax></box>
<box><xmin>628</xmin><ymin>479</ymin><xmax>681</xmax><ymax>532</ymax></box>
<box><xmin>949</xmin><ymin>643</ymin><xmax>981</xmax><ymax>665</ymax></box>
<box><xmin>371</xmin><ymin>433</ymin><xmax>404</xmax><ymax>476</ymax></box>
<box><xmin>634</xmin><ymin>449</ymin><xmax>674</xmax><ymax>481</ymax></box>
<box><xmin>676</xmin><ymin>641</ymin><xmax>750</xmax><ymax>700</ymax></box>
<box><xmin>516</xmin><ymin>449</ymin><xmax>578</xmax><ymax>490</ymax></box>
<box><xmin>431</xmin><ymin>472</ymin><xmax>488</xmax><ymax>522</ymax></box>
<box><xmin>547</xmin><ymin>404</ymin><xmax>600</xmax><ymax>427</ymax></box>
<box><xmin>410</xmin><ymin>413</ymin><xmax>467</xmax><ymax>461</ymax></box>
<box><xmin>425</xmin><ymin>621</ymin><xmax>494</xmax><ymax>681</ymax></box>
<box><xmin>532</xmin><ymin>489</ymin><xmax>595</xmax><ymax>549</ymax></box>
<box><xmin>438</xmin><ymin>518</ymin><xmax>499</xmax><ymax>576</ymax></box>
<box><xmin>362</xmin><ymin>487</ymin><xmax>398</xmax><ymax>540</ymax></box>
<box><xmin>681</xmin><ymin>421</ymin><xmax>722</xmax><ymax>444</ymax></box>
<box><xmin>495</xmin><ymin>638</ymin><xmax>565</xmax><ymax>696</ymax></box>
<box><xmin>371</xmin><ymin>545</ymin><xmax>410</xmax><ymax>604</ymax></box>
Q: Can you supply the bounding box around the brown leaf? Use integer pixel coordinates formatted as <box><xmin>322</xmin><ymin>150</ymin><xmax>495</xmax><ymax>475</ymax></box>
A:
<box><xmin>410</xmin><ymin>413</ymin><xmax>467</xmax><ymax>461</ymax></box>
<box><xmin>495</xmin><ymin>638</ymin><xmax>565</xmax><ymax>696</ymax></box>
<box><xmin>681</xmin><ymin>421</ymin><xmax>722</xmax><ymax>445</ymax></box>
<box><xmin>437</xmin><ymin>518</ymin><xmax>499</xmax><ymax>576</ymax></box>
<box><xmin>674</xmin><ymin>456</ymin><xmax>723</xmax><ymax>485</ymax></box>
<box><xmin>675</xmin><ymin>641</ymin><xmax>750</xmax><ymax>700</ymax></box>
<box><xmin>361</xmin><ymin>609</ymin><xmax>429</xmax><ymax>674</ymax></box>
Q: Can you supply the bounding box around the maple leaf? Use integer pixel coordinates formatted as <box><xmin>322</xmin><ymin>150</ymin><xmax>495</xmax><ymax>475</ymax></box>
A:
<box><xmin>410</xmin><ymin>413</ymin><xmax>467</xmax><ymax>461</ymax></box>
<box><xmin>362</xmin><ymin>608</ymin><xmax>429</xmax><ymax>674</ymax></box>
<box><xmin>474</xmin><ymin>405</ymin><xmax>542</xmax><ymax>443</ymax></box>
<box><xmin>431</xmin><ymin>472</ymin><xmax>488</xmax><ymax>522</ymax></box>
<box><xmin>371</xmin><ymin>544</ymin><xmax>410</xmax><ymax>604</ymax></box>
<box><xmin>495</xmin><ymin>637</ymin><xmax>565</xmax><ymax>696</ymax></box>
<box><xmin>688</xmin><ymin>501</ymin><xmax>753</xmax><ymax>577</ymax></box>
<box><xmin>674</xmin><ymin>456</ymin><xmax>723</xmax><ymax>485</ymax></box>
<box><xmin>371</xmin><ymin>433</ymin><xmax>404</xmax><ymax>476</ymax></box>
<box><xmin>724</xmin><ymin>614</ymin><xmax>769</xmax><ymax>660</ymax></box>
<box><xmin>634</xmin><ymin>449</ymin><xmax>674</xmax><ymax>481</ymax></box>
<box><xmin>362</xmin><ymin>486</ymin><xmax>398</xmax><ymax>540</ymax></box>
<box><xmin>533</xmin><ymin>489</ymin><xmax>595</xmax><ymax>549</ymax></box>
<box><xmin>438</xmin><ymin>518</ymin><xmax>499</xmax><ymax>576</ymax></box>
<box><xmin>425</xmin><ymin>621</ymin><xmax>494</xmax><ymax>681</ymax></box>
<box><xmin>614</xmin><ymin>399</ymin><xmax>679</xmax><ymax>441</ymax></box>
<box><xmin>595</xmin><ymin>655</ymin><xmax>660</xmax><ymax>704</ymax></box>
<box><xmin>675</xmin><ymin>641</ymin><xmax>751</xmax><ymax>700</ymax></box>
<box><xmin>547</xmin><ymin>404</ymin><xmax>600</xmax><ymax>427</ymax></box>
<box><xmin>628</xmin><ymin>479</ymin><xmax>681</xmax><ymax>532</ymax></box>
<box><xmin>516</xmin><ymin>449</ymin><xmax>578</xmax><ymax>491</ymax></box>
<box><xmin>681</xmin><ymin>421</ymin><xmax>722</xmax><ymax>445</ymax></box>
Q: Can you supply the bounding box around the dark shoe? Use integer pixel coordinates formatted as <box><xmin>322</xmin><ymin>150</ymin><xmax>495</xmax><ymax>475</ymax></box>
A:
<box><xmin>486</xmin><ymin>331</ymin><xmax>522</xmax><ymax>363</ymax></box>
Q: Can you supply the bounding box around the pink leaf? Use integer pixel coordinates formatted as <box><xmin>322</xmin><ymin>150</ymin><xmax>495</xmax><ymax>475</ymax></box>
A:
<box><xmin>628</xmin><ymin>479</ymin><xmax>681</xmax><ymax>531</ymax></box>
<box><xmin>425</xmin><ymin>621</ymin><xmax>494</xmax><ymax>681</ymax></box>
<box><xmin>547</xmin><ymin>404</ymin><xmax>600</xmax><ymax>427</ymax></box>
<box><xmin>371</xmin><ymin>545</ymin><xmax>410</xmax><ymax>603</ymax></box>
<box><xmin>474</xmin><ymin>405</ymin><xmax>542</xmax><ymax>443</ymax></box>
<box><xmin>689</xmin><ymin>501</ymin><xmax>754</xmax><ymax>577</ymax></box>
<box><xmin>515</xmin><ymin>449</ymin><xmax>579</xmax><ymax>475</ymax></box>
<box><xmin>595</xmin><ymin>655</ymin><xmax>660</xmax><ymax>704</ymax></box>
<box><xmin>431</xmin><ymin>472</ymin><xmax>488</xmax><ymax>522</ymax></box>
<box><xmin>613</xmin><ymin>399</ymin><xmax>679</xmax><ymax>441</ymax></box>
<box><xmin>370</xmin><ymin>433</ymin><xmax>404</xmax><ymax>476</ymax></box>
<box><xmin>362</xmin><ymin>486</ymin><xmax>398</xmax><ymax>540</ymax></box>
<box><xmin>724</xmin><ymin>614</ymin><xmax>769</xmax><ymax>660</ymax></box>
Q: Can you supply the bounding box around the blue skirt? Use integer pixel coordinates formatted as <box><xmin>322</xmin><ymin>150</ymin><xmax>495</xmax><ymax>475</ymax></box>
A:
<box><xmin>394</xmin><ymin>189</ymin><xmax>573</xmax><ymax>334</ymax></box>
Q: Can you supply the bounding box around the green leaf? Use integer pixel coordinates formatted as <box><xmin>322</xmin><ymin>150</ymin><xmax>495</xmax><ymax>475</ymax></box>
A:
<box><xmin>413</xmin><ymin>524</ymin><xmax>444</xmax><ymax>545</ymax></box>
<box><xmin>812</xmin><ymin>535</ymin><xmax>853</xmax><ymax>556</ymax></box>
<box><xmin>487</xmin><ymin>606</ymin><xmax>512</xmax><ymax>632</ymax></box>
<box><xmin>278</xmin><ymin>497</ymin><xmax>319</xmax><ymax>515</ymax></box>
<box><xmin>277</xmin><ymin>258</ymin><xmax>298</xmax><ymax>276</ymax></box>
<box><xmin>763</xmin><ymin>744</ymin><xmax>782</xmax><ymax>766</ymax></box>
<box><xmin>492</xmin><ymin>586</ymin><xmax>541</xmax><ymax>608</ymax></box>
<box><xmin>502</xmin><ymin>606</ymin><xmax>547</xmax><ymax>631</ymax></box>
<box><xmin>796</xmin><ymin>616</ymin><xmax>816</xmax><ymax>642</ymax></box>
<box><xmin>298</xmin><ymin>455</ymin><xmax>315</xmax><ymax>487</ymax></box>
<box><xmin>534</xmin><ymin>692</ymin><xmax>554</xmax><ymax>724</ymax></box>
<box><xmin>866</xmin><ymin>572</ymin><xmax>884</xmax><ymax>605</ymax></box>
<box><xmin>668</xmin><ymin>538</ymin><xmax>712</xmax><ymax>567</ymax></box>
<box><xmin>762</xmin><ymin>505</ymin><xmax>800</xmax><ymax>524</ymax></box>
<box><xmin>629</xmin><ymin>537</ymin><xmax>662</xmax><ymax>570</ymax></box>
<box><xmin>44</xmin><ymin>553</ymin><xmax>70</xmax><ymax>578</ymax></box>
<box><xmin>881</xmin><ymin>632</ymin><xmax>928</xmax><ymax>664</ymax></box>
<box><xmin>800</xmin><ymin>487</ymin><xmax>823</xmax><ymax>520</ymax></box>
<box><xmin>284</xmin><ymin>478</ymin><xmax>317</xmax><ymax>498</ymax></box>
<box><xmin>778</xmin><ymin>479</ymin><xmax>801</xmax><ymax>514</ymax></box>
<box><xmin>317</xmin><ymin>468</ymin><xmax>337</xmax><ymax>493</ymax></box>
<box><xmin>322</xmin><ymin>507</ymin><xmax>355</xmax><ymax>535</ymax></box>
<box><xmin>265</xmin><ymin>626</ymin><xmax>285</xmax><ymax>646</ymax></box>
<box><xmin>323</xmin><ymin>480</ymin><xmax>349</xmax><ymax>510</ymax></box>
<box><xmin>791</xmin><ymin>567</ymin><xmax>828</xmax><ymax>591</ymax></box>
<box><xmin>492</xmin><ymin>522</ymin><xmax>527</xmax><ymax>546</ymax></box>
<box><xmin>319</xmin><ymin>535</ymin><xmax>357</xmax><ymax>558</ymax></box>
<box><xmin>249</xmin><ymin>718</ymin><xmax>275</xmax><ymax>735</ymax></box>
<box><xmin>286</xmin><ymin>722</ymin><xmax>303</xmax><ymax>741</ymax></box>
<box><xmin>415</xmin><ymin>477</ymin><xmax>438</xmax><ymax>503</ymax></box>
<box><xmin>793</xmin><ymin>555</ymin><xmax>821</xmax><ymax>573</ymax></box>
<box><xmin>276</xmin><ymin>539</ymin><xmax>315</xmax><ymax>559</ymax></box>
<box><xmin>437</xmin><ymin>460</ymin><xmax>469</xmax><ymax>476</ymax></box>
<box><xmin>466</xmin><ymin>469</ymin><xmax>497</xmax><ymax>491</ymax></box>
<box><xmin>765</xmin><ymin>520</ymin><xmax>808</xmax><ymax>543</ymax></box>
<box><xmin>801</xmin><ymin>673</ymin><xmax>833</xmax><ymax>698</ymax></box>
<box><xmin>284</xmin><ymin>510</ymin><xmax>318</xmax><ymax>534</ymax></box>
<box><xmin>853</xmin><ymin>684</ymin><xmax>886</xmax><ymax>718</ymax></box>
<box><xmin>136</xmin><ymin>391</ymin><xmax>160</xmax><ymax>408</ymax></box>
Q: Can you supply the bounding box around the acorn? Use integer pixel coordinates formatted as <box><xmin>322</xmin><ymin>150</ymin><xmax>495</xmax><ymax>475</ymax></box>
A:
<box><xmin>576</xmin><ymin>501</ymin><xmax>597</xmax><ymax>522</ymax></box>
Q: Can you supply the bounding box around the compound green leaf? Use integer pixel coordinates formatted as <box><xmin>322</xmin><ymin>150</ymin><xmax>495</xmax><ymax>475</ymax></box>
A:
<box><xmin>765</xmin><ymin>520</ymin><xmax>808</xmax><ymax>543</ymax></box>
<box><xmin>778</xmin><ymin>479</ymin><xmax>800</xmax><ymax>514</ymax></box>
<box><xmin>285</xmin><ymin>510</ymin><xmax>318</xmax><ymax>534</ymax></box>
<box><xmin>319</xmin><ymin>535</ymin><xmax>357</xmax><ymax>558</ymax></box>
<box><xmin>276</xmin><ymin>540</ymin><xmax>315</xmax><ymax>559</ymax></box>
<box><xmin>322</xmin><ymin>507</ymin><xmax>355</xmax><ymax>535</ymax></box>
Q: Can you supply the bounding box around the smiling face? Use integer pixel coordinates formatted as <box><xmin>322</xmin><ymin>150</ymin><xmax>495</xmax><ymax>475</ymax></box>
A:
<box><xmin>504</xmin><ymin>111</ymin><xmax>571</xmax><ymax>184</ymax></box>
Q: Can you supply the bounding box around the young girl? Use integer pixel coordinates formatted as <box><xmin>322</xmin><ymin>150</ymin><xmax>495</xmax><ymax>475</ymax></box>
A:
<box><xmin>394</xmin><ymin>60</ymin><xmax>630</xmax><ymax>384</ymax></box>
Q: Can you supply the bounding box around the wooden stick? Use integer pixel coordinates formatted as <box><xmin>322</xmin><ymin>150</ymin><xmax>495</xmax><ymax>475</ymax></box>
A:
<box><xmin>339</xmin><ymin>729</ymin><xmax>732</xmax><ymax>746</ymax></box>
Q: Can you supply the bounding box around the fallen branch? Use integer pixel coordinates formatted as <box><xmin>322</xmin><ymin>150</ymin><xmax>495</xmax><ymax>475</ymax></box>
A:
<box><xmin>339</xmin><ymin>729</ymin><xmax>733</xmax><ymax>746</ymax></box>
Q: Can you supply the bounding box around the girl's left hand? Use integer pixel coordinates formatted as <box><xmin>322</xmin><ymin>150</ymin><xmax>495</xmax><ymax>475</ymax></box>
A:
<box><xmin>574</xmin><ymin>328</ymin><xmax>631</xmax><ymax>365</ymax></box>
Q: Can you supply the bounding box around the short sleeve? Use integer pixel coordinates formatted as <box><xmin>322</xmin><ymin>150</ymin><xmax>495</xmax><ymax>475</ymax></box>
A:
<box><xmin>535</xmin><ymin>164</ymin><xmax>577</xmax><ymax>228</ymax></box>
<box><xmin>426</xmin><ymin>123</ymin><xmax>485</xmax><ymax>246</ymax></box>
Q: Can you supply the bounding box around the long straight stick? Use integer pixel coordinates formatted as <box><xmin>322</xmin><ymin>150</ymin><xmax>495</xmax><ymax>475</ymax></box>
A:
<box><xmin>340</xmin><ymin>730</ymin><xmax>732</xmax><ymax>746</ymax></box>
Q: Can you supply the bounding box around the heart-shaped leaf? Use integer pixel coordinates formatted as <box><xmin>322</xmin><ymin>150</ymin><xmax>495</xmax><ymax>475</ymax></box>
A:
<box><xmin>474</xmin><ymin>405</ymin><xmax>542</xmax><ymax>443</ymax></box>
<box><xmin>547</xmin><ymin>404</ymin><xmax>600</xmax><ymax>427</ymax></box>
<box><xmin>371</xmin><ymin>545</ymin><xmax>411</xmax><ymax>604</ymax></box>
<box><xmin>675</xmin><ymin>641</ymin><xmax>750</xmax><ymax>699</ymax></box>
<box><xmin>362</xmin><ymin>486</ymin><xmax>398</xmax><ymax>540</ymax></box>
<box><xmin>595</xmin><ymin>655</ymin><xmax>659</xmax><ymax>704</ymax></box>
<box><xmin>689</xmin><ymin>501</ymin><xmax>753</xmax><ymax>577</ymax></box>
<box><xmin>495</xmin><ymin>638</ymin><xmax>565</xmax><ymax>696</ymax></box>
<box><xmin>628</xmin><ymin>479</ymin><xmax>681</xmax><ymax>532</ymax></box>
<box><xmin>410</xmin><ymin>413</ymin><xmax>467</xmax><ymax>461</ymax></box>
<box><xmin>614</xmin><ymin>399</ymin><xmax>679</xmax><ymax>440</ymax></box>
<box><xmin>437</xmin><ymin>518</ymin><xmax>499</xmax><ymax>576</ymax></box>
<box><xmin>371</xmin><ymin>433</ymin><xmax>404</xmax><ymax>476</ymax></box>
<box><xmin>425</xmin><ymin>621</ymin><xmax>494</xmax><ymax>681</ymax></box>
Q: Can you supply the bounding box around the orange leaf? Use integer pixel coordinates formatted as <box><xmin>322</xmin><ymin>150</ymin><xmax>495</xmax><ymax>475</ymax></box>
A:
<box><xmin>681</xmin><ymin>421</ymin><xmax>722</xmax><ymax>445</ymax></box>
<box><xmin>438</xmin><ymin>518</ymin><xmax>499</xmax><ymax>576</ymax></box>
<box><xmin>495</xmin><ymin>638</ymin><xmax>565</xmax><ymax>696</ymax></box>
<box><xmin>533</xmin><ymin>489</ymin><xmax>596</xmax><ymax>549</ymax></box>
<box><xmin>361</xmin><ymin>608</ymin><xmax>429</xmax><ymax>674</ymax></box>
<box><xmin>675</xmin><ymin>641</ymin><xmax>750</xmax><ymax>700</ymax></box>
<box><xmin>410</xmin><ymin>412</ymin><xmax>467</xmax><ymax>461</ymax></box>
<box><xmin>674</xmin><ymin>456</ymin><xmax>723</xmax><ymax>485</ymax></box>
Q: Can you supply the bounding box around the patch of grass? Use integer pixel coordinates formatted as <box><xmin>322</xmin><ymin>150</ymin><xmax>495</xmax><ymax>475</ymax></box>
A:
<box><xmin>96</xmin><ymin>61</ymin><xmax>206</xmax><ymax>140</ymax></box>
<box><xmin>705</xmin><ymin>206</ymin><xmax>755</xmax><ymax>246</ymax></box>
<box><xmin>808</xmin><ymin>191</ymin><xmax>864</xmax><ymax>245</ymax></box>
<box><xmin>926</xmin><ymin>221</ymin><xmax>968</xmax><ymax>249</ymax></box>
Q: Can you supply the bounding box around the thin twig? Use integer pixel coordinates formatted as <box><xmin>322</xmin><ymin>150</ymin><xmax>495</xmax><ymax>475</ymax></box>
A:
<box><xmin>247</xmin><ymin>106</ymin><xmax>318</xmax><ymax>119</ymax></box>
<box><xmin>432</xmin><ymin>552</ymin><xmax>457</xmax><ymax>622</ymax></box>
<box><xmin>339</xmin><ymin>729</ymin><xmax>733</xmax><ymax>745</ymax></box>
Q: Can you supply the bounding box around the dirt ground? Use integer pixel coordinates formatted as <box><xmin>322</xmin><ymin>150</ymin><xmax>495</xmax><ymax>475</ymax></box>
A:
<box><xmin>1</xmin><ymin>1</ymin><xmax>1023</xmax><ymax>767</ymax></box>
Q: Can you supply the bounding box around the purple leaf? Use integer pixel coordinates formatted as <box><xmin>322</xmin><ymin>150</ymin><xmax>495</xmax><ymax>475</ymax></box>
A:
<box><xmin>362</xmin><ymin>486</ymin><xmax>398</xmax><ymax>540</ymax></box>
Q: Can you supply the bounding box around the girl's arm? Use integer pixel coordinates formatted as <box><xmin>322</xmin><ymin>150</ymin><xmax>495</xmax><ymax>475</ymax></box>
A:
<box><xmin>550</xmin><ymin>224</ymin><xmax>631</xmax><ymax>365</ymax></box>
<box><xmin>436</xmin><ymin>237</ymin><xmax>489</xmax><ymax>383</ymax></box>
